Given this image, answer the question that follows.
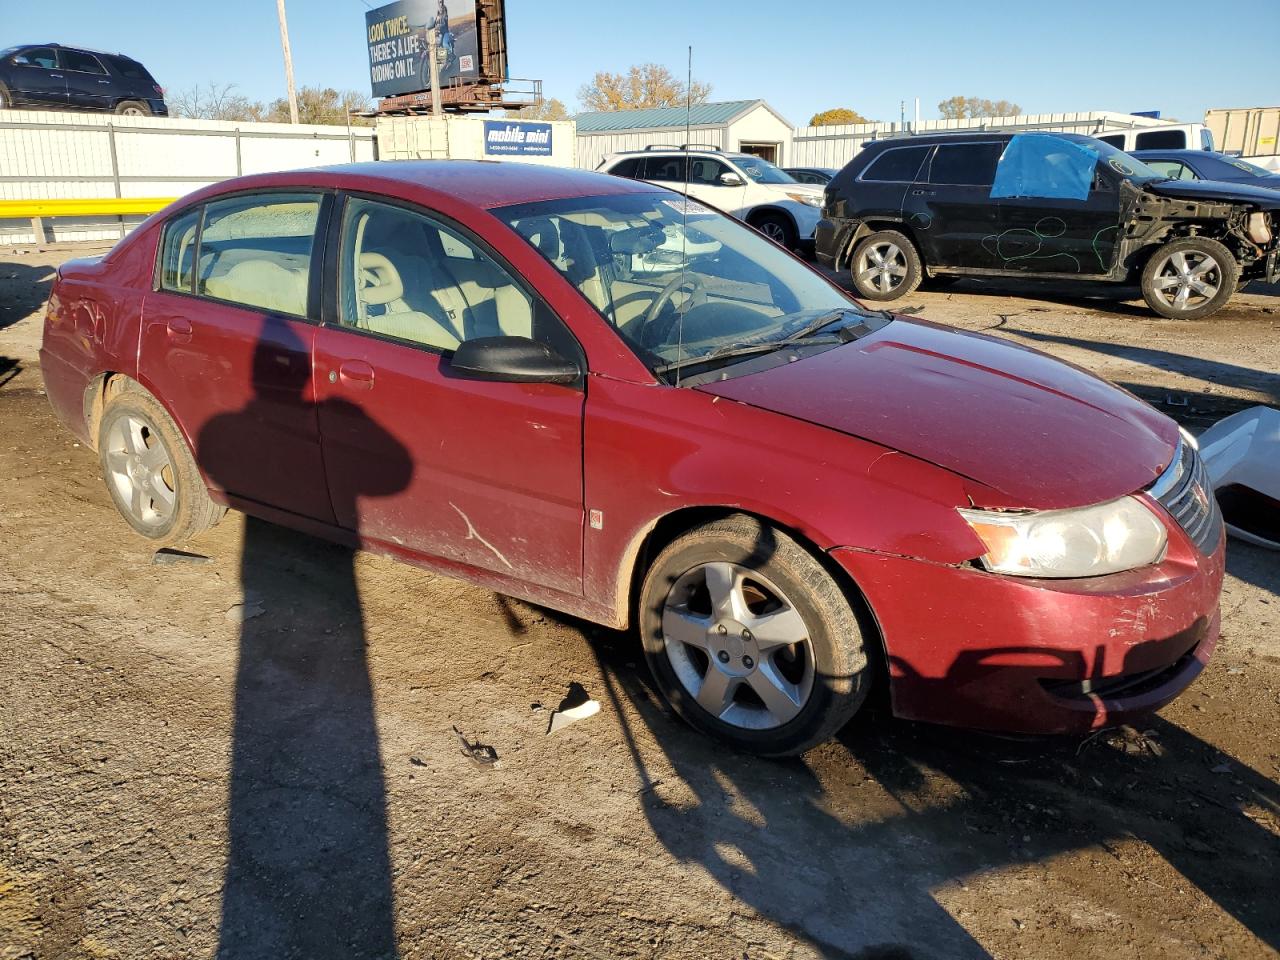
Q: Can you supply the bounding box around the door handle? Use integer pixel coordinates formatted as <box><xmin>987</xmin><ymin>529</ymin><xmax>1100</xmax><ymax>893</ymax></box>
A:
<box><xmin>97</xmin><ymin>79</ymin><xmax>111</xmax><ymax>84</ymax></box>
<box><xmin>50</xmin><ymin>73</ymin><xmax>63</xmax><ymax>78</ymax></box>
<box><xmin>166</xmin><ymin>317</ymin><xmax>193</xmax><ymax>343</ymax></box>
<box><xmin>911</xmin><ymin>189</ymin><xmax>936</xmax><ymax>196</ymax></box>
<box><xmin>337</xmin><ymin>360</ymin><xmax>375</xmax><ymax>390</ymax></box>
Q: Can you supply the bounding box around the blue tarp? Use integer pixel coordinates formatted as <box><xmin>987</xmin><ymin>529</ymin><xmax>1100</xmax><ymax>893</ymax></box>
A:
<box><xmin>990</xmin><ymin>134</ymin><xmax>1100</xmax><ymax>201</ymax></box>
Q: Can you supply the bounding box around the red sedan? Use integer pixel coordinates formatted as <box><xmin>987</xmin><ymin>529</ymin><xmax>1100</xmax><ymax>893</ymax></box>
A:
<box><xmin>40</xmin><ymin>161</ymin><xmax>1224</xmax><ymax>755</ymax></box>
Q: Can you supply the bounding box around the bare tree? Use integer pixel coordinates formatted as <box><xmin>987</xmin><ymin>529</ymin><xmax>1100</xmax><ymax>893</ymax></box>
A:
<box><xmin>513</xmin><ymin>97</ymin><xmax>569</xmax><ymax>121</ymax></box>
<box><xmin>263</xmin><ymin>87</ymin><xmax>373</xmax><ymax>126</ymax></box>
<box><xmin>809</xmin><ymin>107</ymin><xmax>870</xmax><ymax>126</ymax></box>
<box><xmin>169</xmin><ymin>83</ymin><xmax>266</xmax><ymax>122</ymax></box>
<box><xmin>578</xmin><ymin>64</ymin><xmax>711</xmax><ymax>112</ymax></box>
<box><xmin>938</xmin><ymin>96</ymin><xmax>1022</xmax><ymax>120</ymax></box>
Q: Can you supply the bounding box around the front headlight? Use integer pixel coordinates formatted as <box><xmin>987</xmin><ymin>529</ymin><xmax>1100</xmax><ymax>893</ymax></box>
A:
<box><xmin>958</xmin><ymin>496</ymin><xmax>1168</xmax><ymax>578</ymax></box>
<box><xmin>785</xmin><ymin>192</ymin><xmax>824</xmax><ymax>208</ymax></box>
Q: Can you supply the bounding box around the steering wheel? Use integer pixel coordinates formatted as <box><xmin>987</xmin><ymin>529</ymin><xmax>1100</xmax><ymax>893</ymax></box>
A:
<box><xmin>638</xmin><ymin>272</ymin><xmax>708</xmax><ymax>349</ymax></box>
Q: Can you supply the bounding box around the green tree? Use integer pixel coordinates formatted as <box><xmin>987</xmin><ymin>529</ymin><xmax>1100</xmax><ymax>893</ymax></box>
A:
<box><xmin>809</xmin><ymin>107</ymin><xmax>870</xmax><ymax>126</ymax></box>
<box><xmin>577</xmin><ymin>63</ymin><xmax>711</xmax><ymax>112</ymax></box>
<box><xmin>937</xmin><ymin>96</ymin><xmax>1022</xmax><ymax>120</ymax></box>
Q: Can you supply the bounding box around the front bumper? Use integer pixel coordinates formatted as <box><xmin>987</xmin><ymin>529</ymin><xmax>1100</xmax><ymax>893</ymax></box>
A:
<box><xmin>831</xmin><ymin>529</ymin><xmax>1225</xmax><ymax>735</ymax></box>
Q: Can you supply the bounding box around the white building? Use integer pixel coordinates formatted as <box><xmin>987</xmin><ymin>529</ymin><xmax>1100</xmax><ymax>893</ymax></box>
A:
<box><xmin>574</xmin><ymin>99</ymin><xmax>794</xmax><ymax>170</ymax></box>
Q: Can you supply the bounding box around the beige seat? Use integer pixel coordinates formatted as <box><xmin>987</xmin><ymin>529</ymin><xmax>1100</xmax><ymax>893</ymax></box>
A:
<box><xmin>356</xmin><ymin>252</ymin><xmax>460</xmax><ymax>350</ymax></box>
<box><xmin>203</xmin><ymin>259</ymin><xmax>308</xmax><ymax>316</ymax></box>
<box><xmin>429</xmin><ymin>259</ymin><xmax>533</xmax><ymax>339</ymax></box>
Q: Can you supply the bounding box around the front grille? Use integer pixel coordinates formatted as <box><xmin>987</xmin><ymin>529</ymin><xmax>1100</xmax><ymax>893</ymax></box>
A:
<box><xmin>1147</xmin><ymin>438</ymin><xmax>1222</xmax><ymax>555</ymax></box>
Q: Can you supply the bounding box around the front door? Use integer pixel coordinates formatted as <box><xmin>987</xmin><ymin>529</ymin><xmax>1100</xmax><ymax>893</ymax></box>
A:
<box><xmin>313</xmin><ymin>195</ymin><xmax>586</xmax><ymax>595</ymax></box>
<box><xmin>7</xmin><ymin>47</ymin><xmax>67</xmax><ymax>107</ymax></box>
<box><xmin>646</xmin><ymin>155</ymin><xmax>748</xmax><ymax>217</ymax></box>
<box><xmin>140</xmin><ymin>191</ymin><xmax>334</xmax><ymax>523</ymax></box>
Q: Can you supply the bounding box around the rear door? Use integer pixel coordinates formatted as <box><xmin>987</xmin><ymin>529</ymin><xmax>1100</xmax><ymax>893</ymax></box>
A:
<box><xmin>904</xmin><ymin>141</ymin><xmax>1005</xmax><ymax>269</ymax></box>
<box><xmin>7</xmin><ymin>47</ymin><xmax>67</xmax><ymax>107</ymax></box>
<box><xmin>140</xmin><ymin>190</ymin><xmax>335</xmax><ymax>522</ymax></box>
<box><xmin>60</xmin><ymin>49</ymin><xmax>113</xmax><ymax>111</ymax></box>
<box><xmin>313</xmin><ymin>194</ymin><xmax>586</xmax><ymax>594</ymax></box>
<box><xmin>852</xmin><ymin>143</ymin><xmax>932</xmax><ymax>241</ymax></box>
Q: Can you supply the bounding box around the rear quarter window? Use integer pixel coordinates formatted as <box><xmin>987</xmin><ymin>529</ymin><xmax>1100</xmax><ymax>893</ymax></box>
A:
<box><xmin>106</xmin><ymin>56</ymin><xmax>154</xmax><ymax>82</ymax></box>
<box><xmin>859</xmin><ymin>145</ymin><xmax>931</xmax><ymax>183</ymax></box>
<box><xmin>607</xmin><ymin>157</ymin><xmax>645</xmax><ymax>179</ymax></box>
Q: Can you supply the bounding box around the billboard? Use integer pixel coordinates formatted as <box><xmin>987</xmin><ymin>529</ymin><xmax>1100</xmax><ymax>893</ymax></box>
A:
<box><xmin>365</xmin><ymin>0</ymin><xmax>483</xmax><ymax>99</ymax></box>
<box><xmin>483</xmin><ymin>121</ymin><xmax>553</xmax><ymax>156</ymax></box>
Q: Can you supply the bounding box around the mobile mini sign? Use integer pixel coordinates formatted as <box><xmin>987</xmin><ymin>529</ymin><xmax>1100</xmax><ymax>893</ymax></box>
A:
<box><xmin>365</xmin><ymin>0</ymin><xmax>481</xmax><ymax>99</ymax></box>
<box><xmin>483</xmin><ymin>121</ymin><xmax>553</xmax><ymax>157</ymax></box>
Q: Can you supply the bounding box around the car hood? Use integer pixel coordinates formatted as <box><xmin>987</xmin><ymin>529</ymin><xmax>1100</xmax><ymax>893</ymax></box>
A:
<box><xmin>1145</xmin><ymin>177</ymin><xmax>1280</xmax><ymax>209</ymax></box>
<box><xmin>697</xmin><ymin>317</ymin><xmax>1178</xmax><ymax>509</ymax></box>
<box><xmin>768</xmin><ymin>182</ymin><xmax>823</xmax><ymax>199</ymax></box>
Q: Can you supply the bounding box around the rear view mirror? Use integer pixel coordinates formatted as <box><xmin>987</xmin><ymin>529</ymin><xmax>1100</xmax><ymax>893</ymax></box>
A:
<box><xmin>449</xmin><ymin>336</ymin><xmax>580</xmax><ymax>385</ymax></box>
<box><xmin>719</xmin><ymin>172</ymin><xmax>745</xmax><ymax>187</ymax></box>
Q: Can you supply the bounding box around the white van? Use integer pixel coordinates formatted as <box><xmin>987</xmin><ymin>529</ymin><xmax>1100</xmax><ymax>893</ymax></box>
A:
<box><xmin>1096</xmin><ymin>123</ymin><xmax>1215</xmax><ymax>153</ymax></box>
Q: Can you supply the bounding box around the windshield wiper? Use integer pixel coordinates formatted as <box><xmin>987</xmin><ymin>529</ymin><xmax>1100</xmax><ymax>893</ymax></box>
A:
<box><xmin>656</xmin><ymin>309</ymin><xmax>865</xmax><ymax>376</ymax></box>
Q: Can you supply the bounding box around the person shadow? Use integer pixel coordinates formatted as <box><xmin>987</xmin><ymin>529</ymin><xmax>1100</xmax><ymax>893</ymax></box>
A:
<box><xmin>197</xmin><ymin>319</ymin><xmax>412</xmax><ymax>959</ymax></box>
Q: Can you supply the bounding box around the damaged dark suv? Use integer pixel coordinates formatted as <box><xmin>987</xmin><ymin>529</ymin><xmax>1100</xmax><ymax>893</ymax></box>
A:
<box><xmin>816</xmin><ymin>132</ymin><xmax>1280</xmax><ymax>319</ymax></box>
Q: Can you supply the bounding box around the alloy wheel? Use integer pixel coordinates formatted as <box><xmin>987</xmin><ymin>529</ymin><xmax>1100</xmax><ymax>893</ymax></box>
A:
<box><xmin>857</xmin><ymin>241</ymin><xmax>908</xmax><ymax>294</ymax></box>
<box><xmin>660</xmin><ymin>561</ymin><xmax>816</xmax><ymax>730</ymax></box>
<box><xmin>1149</xmin><ymin>249</ymin><xmax>1222</xmax><ymax>314</ymax></box>
<box><xmin>760</xmin><ymin>221</ymin><xmax>788</xmax><ymax>242</ymax></box>
<box><xmin>104</xmin><ymin>414</ymin><xmax>176</xmax><ymax>528</ymax></box>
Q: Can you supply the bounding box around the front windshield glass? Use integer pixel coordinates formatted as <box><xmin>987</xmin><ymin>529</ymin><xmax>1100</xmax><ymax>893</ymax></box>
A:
<box><xmin>733</xmin><ymin>156</ymin><xmax>796</xmax><ymax>184</ymax></box>
<box><xmin>495</xmin><ymin>192</ymin><xmax>868</xmax><ymax>374</ymax></box>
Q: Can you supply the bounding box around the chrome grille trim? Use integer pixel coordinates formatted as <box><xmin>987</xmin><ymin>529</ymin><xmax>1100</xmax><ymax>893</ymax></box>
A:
<box><xmin>1147</xmin><ymin>438</ymin><xmax>1222</xmax><ymax>555</ymax></box>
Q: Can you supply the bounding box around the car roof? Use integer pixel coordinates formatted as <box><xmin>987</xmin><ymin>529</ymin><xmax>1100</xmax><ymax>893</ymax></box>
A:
<box><xmin>190</xmin><ymin>160</ymin><xmax>664</xmax><ymax>211</ymax></box>
<box><xmin>1130</xmin><ymin>148</ymin><xmax>1216</xmax><ymax>159</ymax></box>
<box><xmin>863</xmin><ymin>131</ymin><xmax>1102</xmax><ymax>149</ymax></box>
<box><xmin>612</xmin><ymin>149</ymin><xmax>753</xmax><ymax>160</ymax></box>
<box><xmin>41</xmin><ymin>43</ymin><xmax>137</xmax><ymax>59</ymax></box>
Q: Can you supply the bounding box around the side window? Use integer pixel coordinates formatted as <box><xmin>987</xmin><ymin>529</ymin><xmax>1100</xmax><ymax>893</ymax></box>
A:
<box><xmin>107</xmin><ymin>56</ymin><xmax>150</xmax><ymax>81</ymax></box>
<box><xmin>860</xmin><ymin>146</ymin><xmax>931</xmax><ymax>183</ymax></box>
<box><xmin>647</xmin><ymin>156</ymin><xmax>686</xmax><ymax>182</ymax></box>
<box><xmin>1200</xmin><ymin>128</ymin><xmax>1214</xmax><ymax>151</ymax></box>
<box><xmin>158</xmin><ymin>206</ymin><xmax>201</xmax><ymax>293</ymax></box>
<box><xmin>927</xmin><ymin>143</ymin><xmax>1005</xmax><ymax>186</ymax></box>
<box><xmin>608</xmin><ymin>157</ymin><xmax>643</xmax><ymax>179</ymax></box>
<box><xmin>15</xmin><ymin>47</ymin><xmax>57</xmax><ymax>68</ymax></box>
<box><xmin>196</xmin><ymin>193</ymin><xmax>321</xmax><ymax>317</ymax></box>
<box><xmin>1145</xmin><ymin>160</ymin><xmax>1194</xmax><ymax>180</ymax></box>
<box><xmin>62</xmin><ymin>50</ymin><xmax>107</xmax><ymax>74</ymax></box>
<box><xmin>689</xmin><ymin>158</ymin><xmax>729</xmax><ymax>185</ymax></box>
<box><xmin>338</xmin><ymin>197</ymin><xmax>546</xmax><ymax>353</ymax></box>
<box><xmin>1135</xmin><ymin>130</ymin><xmax>1186</xmax><ymax>150</ymax></box>
<box><xmin>1098</xmin><ymin>135</ymin><xmax>1125</xmax><ymax>149</ymax></box>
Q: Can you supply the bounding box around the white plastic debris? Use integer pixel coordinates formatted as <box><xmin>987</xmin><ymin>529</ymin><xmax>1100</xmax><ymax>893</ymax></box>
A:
<box><xmin>1197</xmin><ymin>406</ymin><xmax>1280</xmax><ymax>550</ymax></box>
<box><xmin>546</xmin><ymin>698</ymin><xmax>601</xmax><ymax>734</ymax></box>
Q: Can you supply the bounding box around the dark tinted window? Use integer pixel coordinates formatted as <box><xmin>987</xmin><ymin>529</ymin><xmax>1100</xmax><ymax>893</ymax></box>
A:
<box><xmin>608</xmin><ymin>157</ymin><xmax>644</xmax><ymax>179</ymax></box>
<box><xmin>62</xmin><ymin>50</ymin><xmax>107</xmax><ymax>74</ymax></box>
<box><xmin>927</xmin><ymin>143</ymin><xmax>1005</xmax><ymax>185</ymax></box>
<box><xmin>1135</xmin><ymin>130</ymin><xmax>1186</xmax><ymax>150</ymax></box>
<box><xmin>1098</xmin><ymin>135</ymin><xmax>1125</xmax><ymax>148</ymax></box>
<box><xmin>158</xmin><ymin>207</ymin><xmax>201</xmax><ymax>293</ymax></box>
<box><xmin>14</xmin><ymin>47</ymin><xmax>57</xmax><ymax>69</ymax></box>
<box><xmin>860</xmin><ymin>146</ymin><xmax>930</xmax><ymax>183</ymax></box>
<box><xmin>646</xmin><ymin>156</ymin><xmax>688</xmax><ymax>182</ymax></box>
<box><xmin>106</xmin><ymin>56</ymin><xmax>152</xmax><ymax>81</ymax></box>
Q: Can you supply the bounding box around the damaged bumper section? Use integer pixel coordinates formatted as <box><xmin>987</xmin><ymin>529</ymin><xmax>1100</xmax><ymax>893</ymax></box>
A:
<box><xmin>831</xmin><ymin>529</ymin><xmax>1225</xmax><ymax>735</ymax></box>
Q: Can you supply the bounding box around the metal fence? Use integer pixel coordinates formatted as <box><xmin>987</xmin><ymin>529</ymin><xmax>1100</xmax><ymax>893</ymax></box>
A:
<box><xmin>0</xmin><ymin>109</ymin><xmax>377</xmax><ymax>244</ymax></box>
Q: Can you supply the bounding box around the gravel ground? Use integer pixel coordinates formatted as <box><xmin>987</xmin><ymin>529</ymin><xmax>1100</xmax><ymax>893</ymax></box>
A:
<box><xmin>1</xmin><ymin>246</ymin><xmax>1277</xmax><ymax>960</ymax></box>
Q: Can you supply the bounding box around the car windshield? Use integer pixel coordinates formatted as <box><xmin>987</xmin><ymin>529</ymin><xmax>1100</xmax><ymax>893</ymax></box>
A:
<box><xmin>1088</xmin><ymin>140</ymin><xmax>1167</xmax><ymax>181</ymax></box>
<box><xmin>733</xmin><ymin>156</ymin><xmax>796</xmax><ymax>184</ymax></box>
<box><xmin>494</xmin><ymin>192</ymin><xmax>872</xmax><ymax>377</ymax></box>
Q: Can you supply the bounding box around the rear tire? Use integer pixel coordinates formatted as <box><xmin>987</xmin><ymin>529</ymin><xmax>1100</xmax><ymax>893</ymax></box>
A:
<box><xmin>639</xmin><ymin>515</ymin><xmax>872</xmax><ymax>756</ymax></box>
<box><xmin>1140</xmin><ymin>236</ymin><xmax>1238</xmax><ymax>320</ymax></box>
<box><xmin>97</xmin><ymin>385</ymin><xmax>224</xmax><ymax>545</ymax></box>
<box><xmin>114</xmin><ymin>100</ymin><xmax>150</xmax><ymax>116</ymax></box>
<box><xmin>850</xmin><ymin>229</ymin><xmax>923</xmax><ymax>301</ymax></box>
<box><xmin>752</xmin><ymin>212</ymin><xmax>798</xmax><ymax>251</ymax></box>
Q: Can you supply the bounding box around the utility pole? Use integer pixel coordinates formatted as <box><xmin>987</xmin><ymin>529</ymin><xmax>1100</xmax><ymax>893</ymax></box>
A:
<box><xmin>427</xmin><ymin>29</ymin><xmax>443</xmax><ymax>116</ymax></box>
<box><xmin>276</xmin><ymin>0</ymin><xmax>300</xmax><ymax>124</ymax></box>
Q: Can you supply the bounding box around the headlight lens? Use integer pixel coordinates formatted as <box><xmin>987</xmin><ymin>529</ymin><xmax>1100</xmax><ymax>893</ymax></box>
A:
<box><xmin>959</xmin><ymin>496</ymin><xmax>1167</xmax><ymax>578</ymax></box>
<box><xmin>785</xmin><ymin>192</ymin><xmax>823</xmax><ymax>208</ymax></box>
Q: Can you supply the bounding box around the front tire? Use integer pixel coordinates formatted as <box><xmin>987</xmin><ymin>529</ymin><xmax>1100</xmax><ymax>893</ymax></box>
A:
<box><xmin>850</xmin><ymin>229</ymin><xmax>923</xmax><ymax>301</ymax></box>
<box><xmin>98</xmin><ymin>386</ymin><xmax>224</xmax><ymax>545</ymax></box>
<box><xmin>1140</xmin><ymin>236</ymin><xmax>1238</xmax><ymax>320</ymax></box>
<box><xmin>639</xmin><ymin>515</ymin><xmax>871</xmax><ymax>756</ymax></box>
<box><xmin>752</xmin><ymin>212</ymin><xmax>798</xmax><ymax>251</ymax></box>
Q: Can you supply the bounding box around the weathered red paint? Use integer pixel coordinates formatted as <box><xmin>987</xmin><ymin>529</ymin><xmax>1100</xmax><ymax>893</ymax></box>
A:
<box><xmin>39</xmin><ymin>160</ymin><xmax>1224</xmax><ymax>735</ymax></box>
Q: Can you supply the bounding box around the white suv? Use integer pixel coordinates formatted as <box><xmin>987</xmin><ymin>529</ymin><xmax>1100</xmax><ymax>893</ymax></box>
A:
<box><xmin>597</xmin><ymin>147</ymin><xmax>824</xmax><ymax>255</ymax></box>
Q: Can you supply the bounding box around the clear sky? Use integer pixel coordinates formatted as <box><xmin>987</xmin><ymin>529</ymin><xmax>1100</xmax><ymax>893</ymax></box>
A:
<box><xmin>5</xmin><ymin>0</ymin><xmax>1277</xmax><ymax>124</ymax></box>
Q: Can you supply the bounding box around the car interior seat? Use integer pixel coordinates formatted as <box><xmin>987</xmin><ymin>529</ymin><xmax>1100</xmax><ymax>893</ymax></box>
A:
<box><xmin>355</xmin><ymin>252</ymin><xmax>461</xmax><ymax>349</ymax></box>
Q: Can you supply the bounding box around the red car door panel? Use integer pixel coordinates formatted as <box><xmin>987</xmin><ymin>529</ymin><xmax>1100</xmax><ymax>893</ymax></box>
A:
<box><xmin>313</xmin><ymin>327</ymin><xmax>585</xmax><ymax>594</ymax></box>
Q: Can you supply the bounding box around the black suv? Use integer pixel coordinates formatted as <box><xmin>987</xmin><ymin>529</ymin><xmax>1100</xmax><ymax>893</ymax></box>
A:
<box><xmin>0</xmin><ymin>44</ymin><xmax>167</xmax><ymax>116</ymax></box>
<box><xmin>817</xmin><ymin>132</ymin><xmax>1280</xmax><ymax>319</ymax></box>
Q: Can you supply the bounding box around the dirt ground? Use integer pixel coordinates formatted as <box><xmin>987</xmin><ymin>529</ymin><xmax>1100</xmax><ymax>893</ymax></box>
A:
<box><xmin>1</xmin><ymin>246</ymin><xmax>1277</xmax><ymax>960</ymax></box>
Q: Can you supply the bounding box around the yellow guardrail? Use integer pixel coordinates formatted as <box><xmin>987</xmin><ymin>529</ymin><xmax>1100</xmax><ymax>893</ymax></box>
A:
<box><xmin>0</xmin><ymin>197</ymin><xmax>176</xmax><ymax>219</ymax></box>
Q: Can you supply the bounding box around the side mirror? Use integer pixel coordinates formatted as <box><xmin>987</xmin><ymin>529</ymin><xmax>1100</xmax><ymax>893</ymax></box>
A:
<box><xmin>449</xmin><ymin>336</ymin><xmax>580</xmax><ymax>385</ymax></box>
<box><xmin>719</xmin><ymin>172</ymin><xmax>745</xmax><ymax>187</ymax></box>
